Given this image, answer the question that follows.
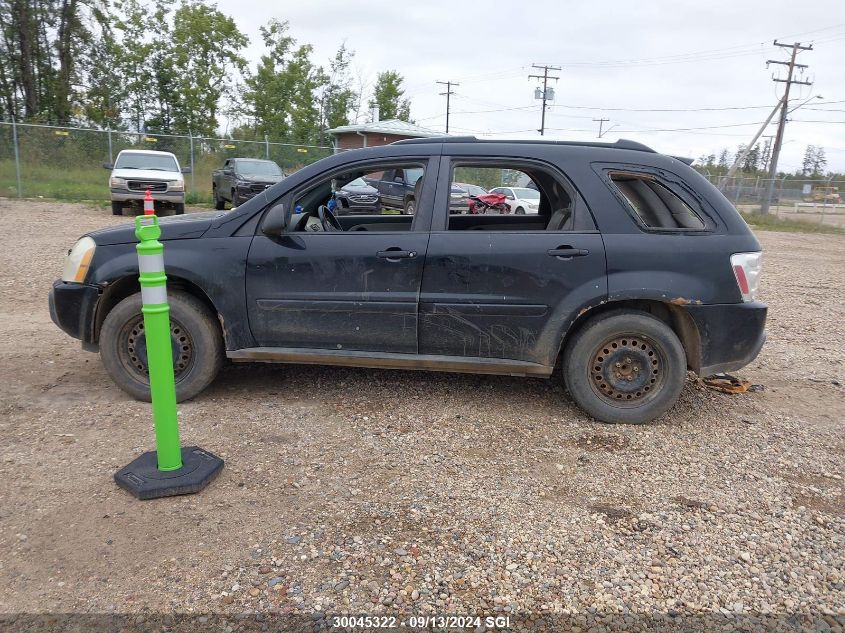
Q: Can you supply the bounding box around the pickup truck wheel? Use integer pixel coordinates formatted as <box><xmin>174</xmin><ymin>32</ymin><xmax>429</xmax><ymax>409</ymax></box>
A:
<box><xmin>404</xmin><ymin>199</ymin><xmax>416</xmax><ymax>215</ymax></box>
<box><xmin>563</xmin><ymin>310</ymin><xmax>686</xmax><ymax>424</ymax></box>
<box><xmin>231</xmin><ymin>190</ymin><xmax>240</xmax><ymax>207</ymax></box>
<box><xmin>111</xmin><ymin>201</ymin><xmax>123</xmax><ymax>216</ymax></box>
<box><xmin>214</xmin><ymin>188</ymin><xmax>226</xmax><ymax>210</ymax></box>
<box><xmin>99</xmin><ymin>292</ymin><xmax>224</xmax><ymax>402</ymax></box>
<box><xmin>174</xmin><ymin>203</ymin><xmax>185</xmax><ymax>215</ymax></box>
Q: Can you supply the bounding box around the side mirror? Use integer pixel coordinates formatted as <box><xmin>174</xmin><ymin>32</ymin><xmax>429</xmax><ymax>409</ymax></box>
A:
<box><xmin>223</xmin><ymin>168</ymin><xmax>233</xmax><ymax>176</ymax></box>
<box><xmin>261</xmin><ymin>202</ymin><xmax>287</xmax><ymax>236</ymax></box>
<box><xmin>181</xmin><ymin>166</ymin><xmax>192</xmax><ymax>174</ymax></box>
<box><xmin>103</xmin><ymin>162</ymin><xmax>114</xmax><ymax>170</ymax></box>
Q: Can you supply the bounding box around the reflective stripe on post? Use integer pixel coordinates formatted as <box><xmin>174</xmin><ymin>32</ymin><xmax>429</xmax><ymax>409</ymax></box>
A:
<box><xmin>144</xmin><ymin>188</ymin><xmax>154</xmax><ymax>215</ymax></box>
<box><xmin>134</xmin><ymin>214</ymin><xmax>182</xmax><ymax>471</ymax></box>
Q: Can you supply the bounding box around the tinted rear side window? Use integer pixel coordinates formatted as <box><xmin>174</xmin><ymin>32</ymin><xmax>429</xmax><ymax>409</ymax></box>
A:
<box><xmin>610</xmin><ymin>173</ymin><xmax>705</xmax><ymax>230</ymax></box>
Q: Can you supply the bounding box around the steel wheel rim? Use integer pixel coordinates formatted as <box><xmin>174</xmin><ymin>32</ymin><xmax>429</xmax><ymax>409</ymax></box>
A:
<box><xmin>118</xmin><ymin>314</ymin><xmax>195</xmax><ymax>385</ymax></box>
<box><xmin>588</xmin><ymin>334</ymin><xmax>666</xmax><ymax>408</ymax></box>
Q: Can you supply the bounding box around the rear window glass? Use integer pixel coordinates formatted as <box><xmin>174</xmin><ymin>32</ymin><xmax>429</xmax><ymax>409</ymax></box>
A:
<box><xmin>610</xmin><ymin>173</ymin><xmax>705</xmax><ymax>230</ymax></box>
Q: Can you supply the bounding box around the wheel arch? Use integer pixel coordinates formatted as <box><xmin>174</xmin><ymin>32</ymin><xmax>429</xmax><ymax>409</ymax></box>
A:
<box><xmin>94</xmin><ymin>275</ymin><xmax>223</xmax><ymax>346</ymax></box>
<box><xmin>559</xmin><ymin>299</ymin><xmax>702</xmax><ymax>374</ymax></box>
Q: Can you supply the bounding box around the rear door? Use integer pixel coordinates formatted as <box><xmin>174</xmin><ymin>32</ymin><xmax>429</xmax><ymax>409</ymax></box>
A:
<box><xmin>418</xmin><ymin>154</ymin><xmax>607</xmax><ymax>367</ymax></box>
<box><xmin>245</xmin><ymin>157</ymin><xmax>438</xmax><ymax>354</ymax></box>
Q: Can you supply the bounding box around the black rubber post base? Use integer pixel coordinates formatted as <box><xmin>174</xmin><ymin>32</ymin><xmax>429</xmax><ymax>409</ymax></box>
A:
<box><xmin>114</xmin><ymin>446</ymin><xmax>224</xmax><ymax>500</ymax></box>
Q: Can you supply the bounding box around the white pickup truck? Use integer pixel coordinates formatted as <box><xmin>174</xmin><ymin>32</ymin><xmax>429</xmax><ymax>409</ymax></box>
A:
<box><xmin>103</xmin><ymin>149</ymin><xmax>191</xmax><ymax>215</ymax></box>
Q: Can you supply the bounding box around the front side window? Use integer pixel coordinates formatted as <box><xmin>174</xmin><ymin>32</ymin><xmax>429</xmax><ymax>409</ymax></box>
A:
<box><xmin>289</xmin><ymin>162</ymin><xmax>426</xmax><ymax>232</ymax></box>
<box><xmin>609</xmin><ymin>172</ymin><xmax>705</xmax><ymax>230</ymax></box>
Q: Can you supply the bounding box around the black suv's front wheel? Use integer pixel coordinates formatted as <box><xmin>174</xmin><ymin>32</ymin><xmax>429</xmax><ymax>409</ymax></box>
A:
<box><xmin>563</xmin><ymin>310</ymin><xmax>687</xmax><ymax>424</ymax></box>
<box><xmin>99</xmin><ymin>291</ymin><xmax>224</xmax><ymax>402</ymax></box>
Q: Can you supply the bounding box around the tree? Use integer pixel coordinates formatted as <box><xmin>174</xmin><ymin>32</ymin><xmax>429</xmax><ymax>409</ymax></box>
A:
<box><xmin>318</xmin><ymin>44</ymin><xmax>357</xmax><ymax>134</ymax></box>
<box><xmin>243</xmin><ymin>19</ymin><xmax>296</xmax><ymax>139</ymax></box>
<box><xmin>717</xmin><ymin>149</ymin><xmax>730</xmax><ymax>170</ymax></box>
<box><xmin>0</xmin><ymin>0</ymin><xmax>108</xmax><ymax>122</ymax></box>
<box><xmin>167</xmin><ymin>1</ymin><xmax>247</xmax><ymax>136</ymax></box>
<box><xmin>370</xmin><ymin>70</ymin><xmax>410</xmax><ymax>121</ymax></box>
<box><xmin>801</xmin><ymin>144</ymin><xmax>816</xmax><ymax>176</ymax></box>
<box><xmin>812</xmin><ymin>146</ymin><xmax>827</xmax><ymax>176</ymax></box>
<box><xmin>742</xmin><ymin>144</ymin><xmax>760</xmax><ymax>173</ymax></box>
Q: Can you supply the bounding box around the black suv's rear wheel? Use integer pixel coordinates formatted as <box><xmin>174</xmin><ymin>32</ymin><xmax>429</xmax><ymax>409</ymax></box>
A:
<box><xmin>563</xmin><ymin>310</ymin><xmax>686</xmax><ymax>424</ymax></box>
<box><xmin>99</xmin><ymin>292</ymin><xmax>224</xmax><ymax>402</ymax></box>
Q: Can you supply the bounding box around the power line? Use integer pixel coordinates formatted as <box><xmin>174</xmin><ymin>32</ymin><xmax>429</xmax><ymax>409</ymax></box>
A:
<box><xmin>435</xmin><ymin>80</ymin><xmax>459</xmax><ymax>133</ymax></box>
<box><xmin>528</xmin><ymin>64</ymin><xmax>560</xmax><ymax>135</ymax></box>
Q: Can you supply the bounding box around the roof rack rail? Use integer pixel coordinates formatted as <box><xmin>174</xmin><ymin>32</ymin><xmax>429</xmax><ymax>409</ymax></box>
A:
<box><xmin>390</xmin><ymin>136</ymin><xmax>655</xmax><ymax>153</ymax></box>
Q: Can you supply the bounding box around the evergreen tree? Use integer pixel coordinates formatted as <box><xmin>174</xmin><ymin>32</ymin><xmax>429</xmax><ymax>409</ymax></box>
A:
<box><xmin>370</xmin><ymin>70</ymin><xmax>410</xmax><ymax>121</ymax></box>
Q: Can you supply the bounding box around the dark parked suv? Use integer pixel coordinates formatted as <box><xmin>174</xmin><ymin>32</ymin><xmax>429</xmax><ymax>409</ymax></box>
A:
<box><xmin>49</xmin><ymin>138</ymin><xmax>766</xmax><ymax>424</ymax></box>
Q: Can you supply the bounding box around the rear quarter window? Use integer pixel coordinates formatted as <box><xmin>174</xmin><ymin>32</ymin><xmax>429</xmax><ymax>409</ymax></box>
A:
<box><xmin>609</xmin><ymin>172</ymin><xmax>705</xmax><ymax>230</ymax></box>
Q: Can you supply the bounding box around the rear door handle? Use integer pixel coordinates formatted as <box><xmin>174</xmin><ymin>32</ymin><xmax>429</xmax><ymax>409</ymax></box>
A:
<box><xmin>377</xmin><ymin>249</ymin><xmax>417</xmax><ymax>261</ymax></box>
<box><xmin>547</xmin><ymin>246</ymin><xmax>589</xmax><ymax>259</ymax></box>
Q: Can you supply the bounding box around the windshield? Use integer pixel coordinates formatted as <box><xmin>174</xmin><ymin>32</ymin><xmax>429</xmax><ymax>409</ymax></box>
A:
<box><xmin>512</xmin><ymin>187</ymin><xmax>540</xmax><ymax>200</ymax></box>
<box><xmin>237</xmin><ymin>160</ymin><xmax>283</xmax><ymax>177</ymax></box>
<box><xmin>115</xmin><ymin>152</ymin><xmax>178</xmax><ymax>171</ymax></box>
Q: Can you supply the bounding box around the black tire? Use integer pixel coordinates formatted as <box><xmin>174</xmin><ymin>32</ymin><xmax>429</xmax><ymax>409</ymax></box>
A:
<box><xmin>562</xmin><ymin>310</ymin><xmax>686</xmax><ymax>424</ymax></box>
<box><xmin>111</xmin><ymin>201</ymin><xmax>123</xmax><ymax>216</ymax></box>
<box><xmin>231</xmin><ymin>190</ymin><xmax>240</xmax><ymax>207</ymax></box>
<box><xmin>515</xmin><ymin>206</ymin><xmax>525</xmax><ymax>215</ymax></box>
<box><xmin>214</xmin><ymin>187</ymin><xmax>226</xmax><ymax>210</ymax></box>
<box><xmin>99</xmin><ymin>291</ymin><xmax>224</xmax><ymax>402</ymax></box>
<box><xmin>174</xmin><ymin>203</ymin><xmax>185</xmax><ymax>215</ymax></box>
<box><xmin>403</xmin><ymin>198</ymin><xmax>415</xmax><ymax>215</ymax></box>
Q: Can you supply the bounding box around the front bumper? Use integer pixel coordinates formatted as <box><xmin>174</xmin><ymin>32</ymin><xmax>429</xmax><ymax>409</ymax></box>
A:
<box><xmin>49</xmin><ymin>280</ymin><xmax>101</xmax><ymax>350</ymax></box>
<box><xmin>110</xmin><ymin>188</ymin><xmax>184</xmax><ymax>203</ymax></box>
<box><xmin>682</xmin><ymin>301</ymin><xmax>767</xmax><ymax>376</ymax></box>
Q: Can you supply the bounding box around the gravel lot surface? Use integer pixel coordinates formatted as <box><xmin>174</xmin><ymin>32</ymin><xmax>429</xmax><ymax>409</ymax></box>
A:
<box><xmin>0</xmin><ymin>198</ymin><xmax>843</xmax><ymax>630</ymax></box>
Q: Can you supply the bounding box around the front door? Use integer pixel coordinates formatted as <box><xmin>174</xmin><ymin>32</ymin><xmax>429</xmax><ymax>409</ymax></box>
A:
<box><xmin>419</xmin><ymin>157</ymin><xmax>607</xmax><ymax>367</ymax></box>
<box><xmin>245</xmin><ymin>158</ymin><xmax>437</xmax><ymax>354</ymax></box>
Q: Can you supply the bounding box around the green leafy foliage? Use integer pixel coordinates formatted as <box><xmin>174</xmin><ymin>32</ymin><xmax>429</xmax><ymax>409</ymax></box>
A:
<box><xmin>370</xmin><ymin>70</ymin><xmax>411</xmax><ymax>121</ymax></box>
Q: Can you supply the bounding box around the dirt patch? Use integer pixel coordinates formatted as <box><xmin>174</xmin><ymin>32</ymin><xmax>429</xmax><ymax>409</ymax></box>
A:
<box><xmin>588</xmin><ymin>502</ymin><xmax>633</xmax><ymax>523</ymax></box>
<box><xmin>574</xmin><ymin>432</ymin><xmax>630</xmax><ymax>452</ymax></box>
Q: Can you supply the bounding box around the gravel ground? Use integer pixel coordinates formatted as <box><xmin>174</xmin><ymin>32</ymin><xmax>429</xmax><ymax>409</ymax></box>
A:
<box><xmin>0</xmin><ymin>198</ymin><xmax>843</xmax><ymax>631</ymax></box>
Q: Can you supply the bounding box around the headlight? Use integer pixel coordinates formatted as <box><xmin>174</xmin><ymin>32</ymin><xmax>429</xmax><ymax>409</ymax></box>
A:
<box><xmin>110</xmin><ymin>176</ymin><xmax>126</xmax><ymax>187</ymax></box>
<box><xmin>61</xmin><ymin>237</ymin><xmax>97</xmax><ymax>283</ymax></box>
<box><xmin>168</xmin><ymin>180</ymin><xmax>185</xmax><ymax>192</ymax></box>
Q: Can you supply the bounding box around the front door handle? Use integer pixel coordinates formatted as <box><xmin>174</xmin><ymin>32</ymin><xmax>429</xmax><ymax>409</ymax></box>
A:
<box><xmin>547</xmin><ymin>246</ymin><xmax>589</xmax><ymax>259</ymax></box>
<box><xmin>377</xmin><ymin>249</ymin><xmax>417</xmax><ymax>261</ymax></box>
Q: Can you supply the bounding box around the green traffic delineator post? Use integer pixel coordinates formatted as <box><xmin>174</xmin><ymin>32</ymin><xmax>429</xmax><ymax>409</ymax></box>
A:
<box><xmin>114</xmin><ymin>204</ymin><xmax>223</xmax><ymax>500</ymax></box>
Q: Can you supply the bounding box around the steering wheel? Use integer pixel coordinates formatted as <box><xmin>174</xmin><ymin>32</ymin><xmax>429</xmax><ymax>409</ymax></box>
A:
<box><xmin>317</xmin><ymin>204</ymin><xmax>343</xmax><ymax>232</ymax></box>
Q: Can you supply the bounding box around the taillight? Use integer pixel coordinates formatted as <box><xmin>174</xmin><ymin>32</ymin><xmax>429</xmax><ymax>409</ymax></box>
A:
<box><xmin>730</xmin><ymin>252</ymin><xmax>762</xmax><ymax>302</ymax></box>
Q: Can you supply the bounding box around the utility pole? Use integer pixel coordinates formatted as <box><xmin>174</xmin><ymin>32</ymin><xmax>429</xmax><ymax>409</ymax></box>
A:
<box><xmin>436</xmin><ymin>80</ymin><xmax>459</xmax><ymax>133</ymax></box>
<box><xmin>529</xmin><ymin>64</ymin><xmax>560</xmax><ymax>136</ymax></box>
<box><xmin>760</xmin><ymin>41</ymin><xmax>812</xmax><ymax>215</ymax></box>
<box><xmin>593</xmin><ymin>118</ymin><xmax>609</xmax><ymax>138</ymax></box>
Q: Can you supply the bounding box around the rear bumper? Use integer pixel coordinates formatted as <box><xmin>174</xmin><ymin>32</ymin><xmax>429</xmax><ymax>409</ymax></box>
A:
<box><xmin>49</xmin><ymin>280</ymin><xmax>101</xmax><ymax>350</ymax></box>
<box><xmin>682</xmin><ymin>301</ymin><xmax>767</xmax><ymax>376</ymax></box>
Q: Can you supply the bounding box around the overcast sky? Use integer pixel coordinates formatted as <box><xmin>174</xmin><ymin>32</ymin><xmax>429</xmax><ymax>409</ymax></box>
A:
<box><xmin>218</xmin><ymin>0</ymin><xmax>845</xmax><ymax>173</ymax></box>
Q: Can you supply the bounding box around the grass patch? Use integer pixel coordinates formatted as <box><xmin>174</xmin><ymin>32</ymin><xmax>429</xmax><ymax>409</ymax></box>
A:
<box><xmin>0</xmin><ymin>159</ymin><xmax>214</xmax><ymax>204</ymax></box>
<box><xmin>741</xmin><ymin>211</ymin><xmax>845</xmax><ymax>235</ymax></box>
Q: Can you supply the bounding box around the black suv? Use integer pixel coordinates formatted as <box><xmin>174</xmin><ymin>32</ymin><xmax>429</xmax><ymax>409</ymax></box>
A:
<box><xmin>49</xmin><ymin>138</ymin><xmax>766</xmax><ymax>424</ymax></box>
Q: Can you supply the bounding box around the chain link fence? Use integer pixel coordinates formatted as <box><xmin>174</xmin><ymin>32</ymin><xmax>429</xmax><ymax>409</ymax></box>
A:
<box><xmin>698</xmin><ymin>173</ymin><xmax>845</xmax><ymax>228</ymax></box>
<box><xmin>0</xmin><ymin>121</ymin><xmax>336</xmax><ymax>204</ymax></box>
